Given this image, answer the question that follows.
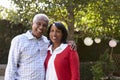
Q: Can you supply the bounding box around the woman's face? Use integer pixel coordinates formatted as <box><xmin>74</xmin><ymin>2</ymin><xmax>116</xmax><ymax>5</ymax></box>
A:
<box><xmin>49</xmin><ymin>24</ymin><xmax>63</xmax><ymax>45</ymax></box>
<box><xmin>32</xmin><ymin>20</ymin><xmax>47</xmax><ymax>39</ymax></box>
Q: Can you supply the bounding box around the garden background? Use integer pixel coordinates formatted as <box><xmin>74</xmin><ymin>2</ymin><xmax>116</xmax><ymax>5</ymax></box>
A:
<box><xmin>0</xmin><ymin>0</ymin><xmax>120</xmax><ymax>80</ymax></box>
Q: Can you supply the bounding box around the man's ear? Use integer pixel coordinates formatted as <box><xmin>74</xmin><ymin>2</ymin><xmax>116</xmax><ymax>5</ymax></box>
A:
<box><xmin>31</xmin><ymin>22</ymin><xmax>33</xmax><ymax>25</ymax></box>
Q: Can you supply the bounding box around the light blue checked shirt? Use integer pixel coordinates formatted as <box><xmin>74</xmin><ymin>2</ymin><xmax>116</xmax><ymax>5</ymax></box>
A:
<box><xmin>5</xmin><ymin>30</ymin><xmax>49</xmax><ymax>80</ymax></box>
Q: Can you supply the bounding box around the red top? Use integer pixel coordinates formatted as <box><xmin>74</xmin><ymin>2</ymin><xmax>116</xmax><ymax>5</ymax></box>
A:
<box><xmin>44</xmin><ymin>45</ymin><xmax>80</xmax><ymax>80</ymax></box>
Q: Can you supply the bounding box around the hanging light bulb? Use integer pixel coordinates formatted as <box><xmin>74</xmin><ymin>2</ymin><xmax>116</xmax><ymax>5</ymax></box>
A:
<box><xmin>109</xmin><ymin>39</ymin><xmax>117</xmax><ymax>47</ymax></box>
<box><xmin>84</xmin><ymin>37</ymin><xmax>93</xmax><ymax>46</ymax></box>
<box><xmin>94</xmin><ymin>38</ymin><xmax>101</xmax><ymax>44</ymax></box>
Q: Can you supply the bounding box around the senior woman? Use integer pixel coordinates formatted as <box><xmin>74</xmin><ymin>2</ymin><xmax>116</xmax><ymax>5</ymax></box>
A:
<box><xmin>44</xmin><ymin>22</ymin><xmax>80</xmax><ymax>80</ymax></box>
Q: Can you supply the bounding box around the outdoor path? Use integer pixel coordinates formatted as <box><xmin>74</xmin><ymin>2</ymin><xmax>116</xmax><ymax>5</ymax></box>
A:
<box><xmin>0</xmin><ymin>64</ymin><xmax>6</xmax><ymax>80</ymax></box>
<box><xmin>0</xmin><ymin>76</ymin><xmax>4</xmax><ymax>80</ymax></box>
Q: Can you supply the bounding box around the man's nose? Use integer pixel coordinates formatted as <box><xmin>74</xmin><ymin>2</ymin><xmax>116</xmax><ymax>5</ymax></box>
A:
<box><xmin>38</xmin><ymin>25</ymin><xmax>44</xmax><ymax>29</ymax></box>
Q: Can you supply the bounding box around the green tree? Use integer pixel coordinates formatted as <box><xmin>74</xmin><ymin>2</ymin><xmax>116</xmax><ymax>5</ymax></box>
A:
<box><xmin>79</xmin><ymin>0</ymin><xmax>120</xmax><ymax>39</ymax></box>
<box><xmin>5</xmin><ymin>0</ymin><xmax>120</xmax><ymax>39</ymax></box>
<box><xmin>0</xmin><ymin>19</ymin><xmax>27</xmax><ymax>63</ymax></box>
<box><xmin>10</xmin><ymin>0</ymin><xmax>90</xmax><ymax>39</ymax></box>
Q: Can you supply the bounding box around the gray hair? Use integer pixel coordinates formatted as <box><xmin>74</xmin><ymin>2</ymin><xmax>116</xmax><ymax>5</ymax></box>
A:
<box><xmin>33</xmin><ymin>13</ymin><xmax>49</xmax><ymax>24</ymax></box>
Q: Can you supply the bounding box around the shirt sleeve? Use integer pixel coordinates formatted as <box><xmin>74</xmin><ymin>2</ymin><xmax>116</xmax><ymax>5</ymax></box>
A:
<box><xmin>69</xmin><ymin>49</ymin><xmax>80</xmax><ymax>80</ymax></box>
<box><xmin>4</xmin><ymin>36</ymin><xmax>20</xmax><ymax>80</ymax></box>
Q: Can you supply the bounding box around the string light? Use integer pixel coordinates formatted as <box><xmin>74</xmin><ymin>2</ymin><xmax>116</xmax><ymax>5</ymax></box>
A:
<box><xmin>109</xmin><ymin>39</ymin><xmax>117</xmax><ymax>47</ymax></box>
<box><xmin>84</xmin><ymin>37</ymin><xmax>93</xmax><ymax>46</ymax></box>
<box><xmin>94</xmin><ymin>38</ymin><xmax>101</xmax><ymax>44</ymax></box>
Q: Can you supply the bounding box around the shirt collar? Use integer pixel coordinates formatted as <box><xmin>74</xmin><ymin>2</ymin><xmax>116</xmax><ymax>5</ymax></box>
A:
<box><xmin>24</xmin><ymin>30</ymin><xmax>49</xmax><ymax>43</ymax></box>
<box><xmin>48</xmin><ymin>43</ymin><xmax>68</xmax><ymax>54</ymax></box>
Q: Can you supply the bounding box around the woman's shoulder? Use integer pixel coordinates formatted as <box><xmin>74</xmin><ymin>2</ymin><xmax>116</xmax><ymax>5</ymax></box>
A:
<box><xmin>65</xmin><ymin>44</ymin><xmax>78</xmax><ymax>54</ymax></box>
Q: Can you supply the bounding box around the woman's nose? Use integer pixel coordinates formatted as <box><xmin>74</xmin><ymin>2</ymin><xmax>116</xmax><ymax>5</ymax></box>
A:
<box><xmin>53</xmin><ymin>32</ymin><xmax>57</xmax><ymax>36</ymax></box>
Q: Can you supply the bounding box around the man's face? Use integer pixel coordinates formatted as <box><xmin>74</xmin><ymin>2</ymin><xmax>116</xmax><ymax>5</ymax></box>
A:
<box><xmin>32</xmin><ymin>20</ymin><xmax>48</xmax><ymax>39</ymax></box>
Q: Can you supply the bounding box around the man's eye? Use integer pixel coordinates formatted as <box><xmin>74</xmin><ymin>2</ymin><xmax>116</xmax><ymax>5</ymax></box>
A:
<box><xmin>37</xmin><ymin>23</ymin><xmax>41</xmax><ymax>25</ymax></box>
<box><xmin>43</xmin><ymin>24</ymin><xmax>47</xmax><ymax>27</ymax></box>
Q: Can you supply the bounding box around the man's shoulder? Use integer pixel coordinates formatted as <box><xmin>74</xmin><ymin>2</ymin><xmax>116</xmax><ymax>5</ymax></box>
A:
<box><xmin>42</xmin><ymin>35</ymin><xmax>49</xmax><ymax>43</ymax></box>
<box><xmin>12</xmin><ymin>33</ymin><xmax>26</xmax><ymax>42</ymax></box>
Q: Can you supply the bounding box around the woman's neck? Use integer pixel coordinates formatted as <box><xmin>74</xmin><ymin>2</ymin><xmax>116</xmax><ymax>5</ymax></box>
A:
<box><xmin>52</xmin><ymin>43</ymin><xmax>61</xmax><ymax>51</ymax></box>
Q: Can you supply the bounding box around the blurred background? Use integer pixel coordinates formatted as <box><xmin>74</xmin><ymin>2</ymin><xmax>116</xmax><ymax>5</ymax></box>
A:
<box><xmin>0</xmin><ymin>0</ymin><xmax>120</xmax><ymax>80</ymax></box>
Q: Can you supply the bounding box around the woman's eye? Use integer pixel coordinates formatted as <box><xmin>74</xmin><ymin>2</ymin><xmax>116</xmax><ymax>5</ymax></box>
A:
<box><xmin>57</xmin><ymin>30</ymin><xmax>61</xmax><ymax>33</ymax></box>
<box><xmin>50</xmin><ymin>30</ymin><xmax>54</xmax><ymax>32</ymax></box>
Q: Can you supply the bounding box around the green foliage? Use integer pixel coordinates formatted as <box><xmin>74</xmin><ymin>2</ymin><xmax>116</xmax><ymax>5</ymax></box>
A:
<box><xmin>91</xmin><ymin>49</ymin><xmax>117</xmax><ymax>80</ymax></box>
<box><xmin>79</xmin><ymin>0</ymin><xmax>120</xmax><ymax>38</ymax></box>
<box><xmin>81</xmin><ymin>62</ymin><xmax>94</xmax><ymax>80</ymax></box>
<box><xmin>91</xmin><ymin>61</ymin><xmax>105</xmax><ymax>80</ymax></box>
<box><xmin>10</xmin><ymin>0</ymin><xmax>89</xmax><ymax>39</ymax></box>
<box><xmin>2</xmin><ymin>0</ymin><xmax>118</xmax><ymax>40</ymax></box>
<box><xmin>0</xmin><ymin>20</ymin><xmax>28</xmax><ymax>64</ymax></box>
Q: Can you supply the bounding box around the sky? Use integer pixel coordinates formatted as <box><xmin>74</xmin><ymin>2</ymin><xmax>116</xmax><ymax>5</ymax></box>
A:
<box><xmin>0</xmin><ymin>0</ymin><xmax>16</xmax><ymax>19</ymax></box>
<box><xmin>0</xmin><ymin>0</ymin><xmax>13</xmax><ymax>9</ymax></box>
